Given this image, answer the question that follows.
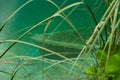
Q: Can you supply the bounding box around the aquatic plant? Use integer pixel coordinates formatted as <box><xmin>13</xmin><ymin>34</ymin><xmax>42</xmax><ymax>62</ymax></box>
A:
<box><xmin>85</xmin><ymin>0</ymin><xmax>120</xmax><ymax>80</ymax></box>
<box><xmin>0</xmin><ymin>0</ymin><xmax>119</xmax><ymax>80</ymax></box>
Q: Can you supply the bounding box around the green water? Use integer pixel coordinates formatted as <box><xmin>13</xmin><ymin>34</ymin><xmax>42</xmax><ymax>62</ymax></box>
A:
<box><xmin>0</xmin><ymin>0</ymin><xmax>106</xmax><ymax>80</ymax></box>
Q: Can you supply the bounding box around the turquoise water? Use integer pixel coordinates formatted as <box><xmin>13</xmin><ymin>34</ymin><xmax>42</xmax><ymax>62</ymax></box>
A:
<box><xmin>0</xmin><ymin>0</ymin><xmax>106</xmax><ymax>80</ymax></box>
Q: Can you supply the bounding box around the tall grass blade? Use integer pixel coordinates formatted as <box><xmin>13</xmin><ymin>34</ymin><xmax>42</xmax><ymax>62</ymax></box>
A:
<box><xmin>0</xmin><ymin>0</ymin><xmax>33</xmax><ymax>32</ymax></box>
<box><xmin>0</xmin><ymin>1</ymin><xmax>83</xmax><ymax>59</ymax></box>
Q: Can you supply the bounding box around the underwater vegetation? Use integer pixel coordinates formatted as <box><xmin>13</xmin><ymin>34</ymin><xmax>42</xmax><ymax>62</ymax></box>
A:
<box><xmin>0</xmin><ymin>0</ymin><xmax>120</xmax><ymax>80</ymax></box>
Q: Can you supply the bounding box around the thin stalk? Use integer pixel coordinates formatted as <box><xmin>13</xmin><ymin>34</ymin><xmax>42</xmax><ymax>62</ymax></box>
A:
<box><xmin>88</xmin><ymin>0</ymin><xmax>118</xmax><ymax>54</ymax></box>
<box><xmin>105</xmin><ymin>20</ymin><xmax>120</xmax><ymax>74</ymax></box>
<box><xmin>60</xmin><ymin>0</ymin><xmax>68</xmax><ymax>7</ymax></box>
<box><xmin>83</xmin><ymin>2</ymin><xmax>105</xmax><ymax>46</ymax></box>
<box><xmin>0</xmin><ymin>15</ymin><xmax>56</xmax><ymax>59</ymax></box>
<box><xmin>0</xmin><ymin>70</ymin><xmax>25</xmax><ymax>80</ymax></box>
<box><xmin>0</xmin><ymin>39</ymin><xmax>68</xmax><ymax>59</ymax></box>
<box><xmin>59</xmin><ymin>14</ymin><xmax>86</xmax><ymax>45</ymax></box>
<box><xmin>0</xmin><ymin>2</ymin><xmax>82</xmax><ymax>58</ymax></box>
<box><xmin>68</xmin><ymin>0</ymin><xmax>118</xmax><ymax>79</ymax></box>
<box><xmin>90</xmin><ymin>2</ymin><xmax>119</xmax><ymax>74</ymax></box>
<box><xmin>10</xmin><ymin>60</ymin><xmax>21</xmax><ymax>80</ymax></box>
<box><xmin>0</xmin><ymin>39</ymin><xmax>83</xmax><ymax>68</ymax></box>
<box><xmin>0</xmin><ymin>0</ymin><xmax>33</xmax><ymax>32</ymax></box>
<box><xmin>47</xmin><ymin>1</ymin><xmax>81</xmax><ymax>40</ymax></box>
<box><xmin>43</xmin><ymin>19</ymin><xmax>53</xmax><ymax>41</ymax></box>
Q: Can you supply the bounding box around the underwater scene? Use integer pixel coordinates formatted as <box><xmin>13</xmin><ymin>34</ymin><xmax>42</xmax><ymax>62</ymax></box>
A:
<box><xmin>0</xmin><ymin>0</ymin><xmax>120</xmax><ymax>80</ymax></box>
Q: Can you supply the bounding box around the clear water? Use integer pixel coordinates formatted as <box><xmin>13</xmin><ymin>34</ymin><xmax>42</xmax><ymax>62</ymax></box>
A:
<box><xmin>0</xmin><ymin>0</ymin><xmax>106</xmax><ymax>80</ymax></box>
